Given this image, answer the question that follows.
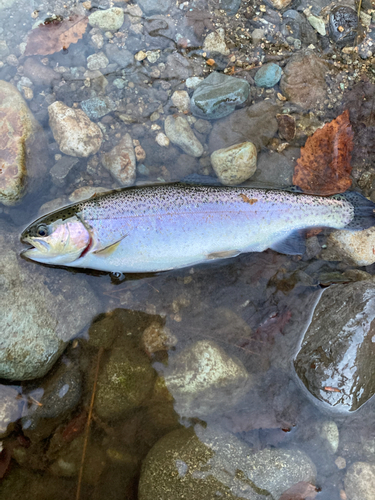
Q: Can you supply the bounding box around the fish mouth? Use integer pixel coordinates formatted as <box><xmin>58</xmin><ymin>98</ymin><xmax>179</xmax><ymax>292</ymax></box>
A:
<box><xmin>21</xmin><ymin>237</ymin><xmax>50</xmax><ymax>259</ymax></box>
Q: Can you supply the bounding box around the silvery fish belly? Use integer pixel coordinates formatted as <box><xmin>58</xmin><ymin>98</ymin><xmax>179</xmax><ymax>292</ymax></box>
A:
<box><xmin>21</xmin><ymin>184</ymin><xmax>375</xmax><ymax>273</ymax></box>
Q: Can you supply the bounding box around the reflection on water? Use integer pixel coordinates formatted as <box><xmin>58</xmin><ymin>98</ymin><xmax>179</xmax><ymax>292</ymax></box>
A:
<box><xmin>1</xmin><ymin>0</ymin><xmax>375</xmax><ymax>498</ymax></box>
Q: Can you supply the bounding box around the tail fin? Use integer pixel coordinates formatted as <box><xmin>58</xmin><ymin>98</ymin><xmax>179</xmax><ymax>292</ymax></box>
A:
<box><xmin>337</xmin><ymin>191</ymin><xmax>375</xmax><ymax>230</ymax></box>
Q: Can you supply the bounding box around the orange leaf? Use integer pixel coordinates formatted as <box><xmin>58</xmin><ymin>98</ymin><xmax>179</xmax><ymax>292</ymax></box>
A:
<box><xmin>24</xmin><ymin>14</ymin><xmax>88</xmax><ymax>56</ymax></box>
<box><xmin>206</xmin><ymin>58</ymin><xmax>216</xmax><ymax>66</ymax></box>
<box><xmin>293</xmin><ymin>110</ymin><xmax>353</xmax><ymax>195</ymax></box>
<box><xmin>279</xmin><ymin>481</ymin><xmax>318</xmax><ymax>500</ymax></box>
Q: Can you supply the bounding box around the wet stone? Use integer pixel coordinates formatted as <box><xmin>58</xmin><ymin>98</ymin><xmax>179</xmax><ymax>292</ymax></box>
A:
<box><xmin>87</xmin><ymin>52</ymin><xmax>109</xmax><ymax>71</ymax></box>
<box><xmin>163</xmin><ymin>340</ymin><xmax>251</xmax><ymax>418</ymax></box>
<box><xmin>294</xmin><ymin>282</ymin><xmax>375</xmax><ymax>412</ymax></box>
<box><xmin>50</xmin><ymin>156</ymin><xmax>79</xmax><ymax>187</ymax></box>
<box><xmin>22</xmin><ymin>356</ymin><xmax>82</xmax><ymax>432</ymax></box>
<box><xmin>23</xmin><ymin>57</ymin><xmax>61</xmax><ymax>87</ymax></box>
<box><xmin>277</xmin><ymin>113</ymin><xmax>296</xmax><ymax>142</ymax></box>
<box><xmin>321</xmin><ymin>227</ymin><xmax>375</xmax><ymax>266</ymax></box>
<box><xmin>209</xmin><ymin>100</ymin><xmax>280</xmax><ymax>153</ymax></box>
<box><xmin>254</xmin><ymin>62</ymin><xmax>282</xmax><ymax>88</ymax></box>
<box><xmin>191</xmin><ymin>72</ymin><xmax>250</xmax><ymax>120</ymax></box>
<box><xmin>81</xmin><ymin>96</ymin><xmax>116</xmax><ymax>120</ymax></box>
<box><xmin>345</xmin><ymin>462</ymin><xmax>375</xmax><ymax>500</ymax></box>
<box><xmin>164</xmin><ymin>115</ymin><xmax>203</xmax><ymax>157</ymax></box>
<box><xmin>94</xmin><ymin>331</ymin><xmax>156</xmax><ymax>420</ymax></box>
<box><xmin>48</xmin><ymin>101</ymin><xmax>103</xmax><ymax>157</ymax></box>
<box><xmin>211</xmin><ymin>141</ymin><xmax>257</xmax><ymax>185</ymax></box>
<box><xmin>203</xmin><ymin>28</ymin><xmax>230</xmax><ymax>55</ymax></box>
<box><xmin>139</xmin><ymin>425</ymin><xmax>316</xmax><ymax>500</ymax></box>
<box><xmin>101</xmin><ymin>133</ymin><xmax>136</xmax><ymax>186</ymax></box>
<box><xmin>282</xmin><ymin>10</ymin><xmax>318</xmax><ymax>46</ymax></box>
<box><xmin>104</xmin><ymin>45</ymin><xmax>133</xmax><ymax>70</ymax></box>
<box><xmin>220</xmin><ymin>0</ymin><xmax>241</xmax><ymax>15</ymax></box>
<box><xmin>136</xmin><ymin>0</ymin><xmax>173</xmax><ymax>16</ymax></box>
<box><xmin>329</xmin><ymin>6</ymin><xmax>358</xmax><ymax>48</ymax></box>
<box><xmin>0</xmin><ymin>81</ymin><xmax>48</xmax><ymax>205</ymax></box>
<box><xmin>88</xmin><ymin>7</ymin><xmax>125</xmax><ymax>32</ymax></box>
<box><xmin>280</xmin><ymin>51</ymin><xmax>328</xmax><ymax>109</ymax></box>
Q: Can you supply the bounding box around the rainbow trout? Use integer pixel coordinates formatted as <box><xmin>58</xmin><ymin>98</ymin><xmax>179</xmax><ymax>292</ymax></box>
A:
<box><xmin>21</xmin><ymin>184</ymin><xmax>375</xmax><ymax>273</ymax></box>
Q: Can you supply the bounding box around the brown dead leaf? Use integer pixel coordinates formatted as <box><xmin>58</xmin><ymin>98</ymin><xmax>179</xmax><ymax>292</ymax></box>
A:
<box><xmin>206</xmin><ymin>58</ymin><xmax>216</xmax><ymax>66</ymax></box>
<box><xmin>279</xmin><ymin>481</ymin><xmax>318</xmax><ymax>500</ymax></box>
<box><xmin>293</xmin><ymin>110</ymin><xmax>353</xmax><ymax>195</ymax></box>
<box><xmin>24</xmin><ymin>14</ymin><xmax>88</xmax><ymax>56</ymax></box>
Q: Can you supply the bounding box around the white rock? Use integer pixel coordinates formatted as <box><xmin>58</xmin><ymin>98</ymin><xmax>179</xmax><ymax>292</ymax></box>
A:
<box><xmin>164</xmin><ymin>340</ymin><xmax>251</xmax><ymax>417</ymax></box>
<box><xmin>164</xmin><ymin>115</ymin><xmax>203</xmax><ymax>157</ymax></box>
<box><xmin>211</xmin><ymin>141</ymin><xmax>257</xmax><ymax>185</ymax></box>
<box><xmin>88</xmin><ymin>7</ymin><xmax>125</xmax><ymax>31</ymax></box>
<box><xmin>171</xmin><ymin>90</ymin><xmax>190</xmax><ymax>112</ymax></box>
<box><xmin>324</xmin><ymin>227</ymin><xmax>375</xmax><ymax>266</ymax></box>
<box><xmin>155</xmin><ymin>132</ymin><xmax>170</xmax><ymax>147</ymax></box>
<box><xmin>320</xmin><ymin>420</ymin><xmax>339</xmax><ymax>454</ymax></box>
<box><xmin>48</xmin><ymin>101</ymin><xmax>103</xmax><ymax>157</ymax></box>
<box><xmin>345</xmin><ymin>462</ymin><xmax>375</xmax><ymax>500</ymax></box>
<box><xmin>87</xmin><ymin>52</ymin><xmax>109</xmax><ymax>71</ymax></box>
<box><xmin>203</xmin><ymin>28</ymin><xmax>230</xmax><ymax>56</ymax></box>
<box><xmin>101</xmin><ymin>133</ymin><xmax>136</xmax><ymax>186</ymax></box>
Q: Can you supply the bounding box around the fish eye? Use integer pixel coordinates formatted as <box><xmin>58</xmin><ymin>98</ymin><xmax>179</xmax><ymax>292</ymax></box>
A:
<box><xmin>36</xmin><ymin>224</ymin><xmax>49</xmax><ymax>237</ymax></box>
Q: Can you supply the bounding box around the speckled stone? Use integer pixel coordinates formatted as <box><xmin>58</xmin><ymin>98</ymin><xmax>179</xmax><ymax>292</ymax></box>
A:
<box><xmin>211</xmin><ymin>141</ymin><xmax>257</xmax><ymax>185</ymax></box>
<box><xmin>48</xmin><ymin>101</ymin><xmax>103</xmax><ymax>157</ymax></box>
<box><xmin>164</xmin><ymin>115</ymin><xmax>203</xmax><ymax>157</ymax></box>
<box><xmin>88</xmin><ymin>7</ymin><xmax>125</xmax><ymax>31</ymax></box>
<box><xmin>101</xmin><ymin>133</ymin><xmax>136</xmax><ymax>186</ymax></box>
<box><xmin>0</xmin><ymin>81</ymin><xmax>47</xmax><ymax>205</ymax></box>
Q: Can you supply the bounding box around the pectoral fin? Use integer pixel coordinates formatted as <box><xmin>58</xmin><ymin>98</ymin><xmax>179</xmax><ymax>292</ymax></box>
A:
<box><xmin>93</xmin><ymin>234</ymin><xmax>127</xmax><ymax>257</ymax></box>
<box><xmin>206</xmin><ymin>249</ymin><xmax>241</xmax><ymax>260</ymax></box>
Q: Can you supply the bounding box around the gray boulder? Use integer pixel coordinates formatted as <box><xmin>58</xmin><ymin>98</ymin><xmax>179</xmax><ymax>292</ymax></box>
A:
<box><xmin>294</xmin><ymin>282</ymin><xmax>375</xmax><ymax>412</ymax></box>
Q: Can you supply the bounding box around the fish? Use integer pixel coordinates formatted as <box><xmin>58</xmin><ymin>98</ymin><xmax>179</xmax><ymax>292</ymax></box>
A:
<box><xmin>20</xmin><ymin>183</ymin><xmax>375</xmax><ymax>273</ymax></box>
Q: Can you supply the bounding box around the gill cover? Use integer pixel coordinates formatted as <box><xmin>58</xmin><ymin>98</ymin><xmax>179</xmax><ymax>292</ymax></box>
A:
<box><xmin>22</xmin><ymin>216</ymin><xmax>91</xmax><ymax>265</ymax></box>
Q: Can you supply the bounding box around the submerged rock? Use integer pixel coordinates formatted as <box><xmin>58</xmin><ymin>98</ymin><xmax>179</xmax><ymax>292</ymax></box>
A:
<box><xmin>254</xmin><ymin>63</ymin><xmax>282</xmax><ymax>88</ymax></box>
<box><xmin>203</xmin><ymin>29</ymin><xmax>230</xmax><ymax>55</ymax></box>
<box><xmin>0</xmin><ymin>223</ymin><xmax>100</xmax><ymax>381</ymax></box>
<box><xmin>211</xmin><ymin>141</ymin><xmax>257</xmax><ymax>185</ymax></box>
<box><xmin>101</xmin><ymin>133</ymin><xmax>136</xmax><ymax>186</ymax></box>
<box><xmin>164</xmin><ymin>115</ymin><xmax>203</xmax><ymax>157</ymax></box>
<box><xmin>0</xmin><ymin>81</ymin><xmax>47</xmax><ymax>206</ymax></box>
<box><xmin>139</xmin><ymin>425</ymin><xmax>316</xmax><ymax>500</ymax></box>
<box><xmin>320</xmin><ymin>227</ymin><xmax>375</xmax><ymax>266</ymax></box>
<box><xmin>280</xmin><ymin>51</ymin><xmax>328</xmax><ymax>109</ymax></box>
<box><xmin>209</xmin><ymin>100</ymin><xmax>280</xmax><ymax>153</ymax></box>
<box><xmin>94</xmin><ymin>328</ymin><xmax>156</xmax><ymax>420</ymax></box>
<box><xmin>329</xmin><ymin>6</ymin><xmax>358</xmax><ymax>48</ymax></box>
<box><xmin>345</xmin><ymin>462</ymin><xmax>375</xmax><ymax>500</ymax></box>
<box><xmin>191</xmin><ymin>72</ymin><xmax>250</xmax><ymax>120</ymax></box>
<box><xmin>163</xmin><ymin>340</ymin><xmax>250</xmax><ymax>417</ymax></box>
<box><xmin>294</xmin><ymin>282</ymin><xmax>375</xmax><ymax>412</ymax></box>
<box><xmin>88</xmin><ymin>7</ymin><xmax>125</xmax><ymax>32</ymax></box>
<box><xmin>48</xmin><ymin>101</ymin><xmax>103</xmax><ymax>157</ymax></box>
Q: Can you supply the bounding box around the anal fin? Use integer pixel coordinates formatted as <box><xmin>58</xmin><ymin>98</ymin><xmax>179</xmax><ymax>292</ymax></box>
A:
<box><xmin>270</xmin><ymin>231</ymin><xmax>306</xmax><ymax>256</ymax></box>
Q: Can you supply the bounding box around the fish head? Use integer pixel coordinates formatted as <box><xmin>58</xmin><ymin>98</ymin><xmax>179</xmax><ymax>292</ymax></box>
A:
<box><xmin>21</xmin><ymin>215</ymin><xmax>91</xmax><ymax>265</ymax></box>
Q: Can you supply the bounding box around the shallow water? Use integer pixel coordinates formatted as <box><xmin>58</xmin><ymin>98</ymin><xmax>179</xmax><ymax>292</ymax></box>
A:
<box><xmin>1</xmin><ymin>0</ymin><xmax>375</xmax><ymax>498</ymax></box>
